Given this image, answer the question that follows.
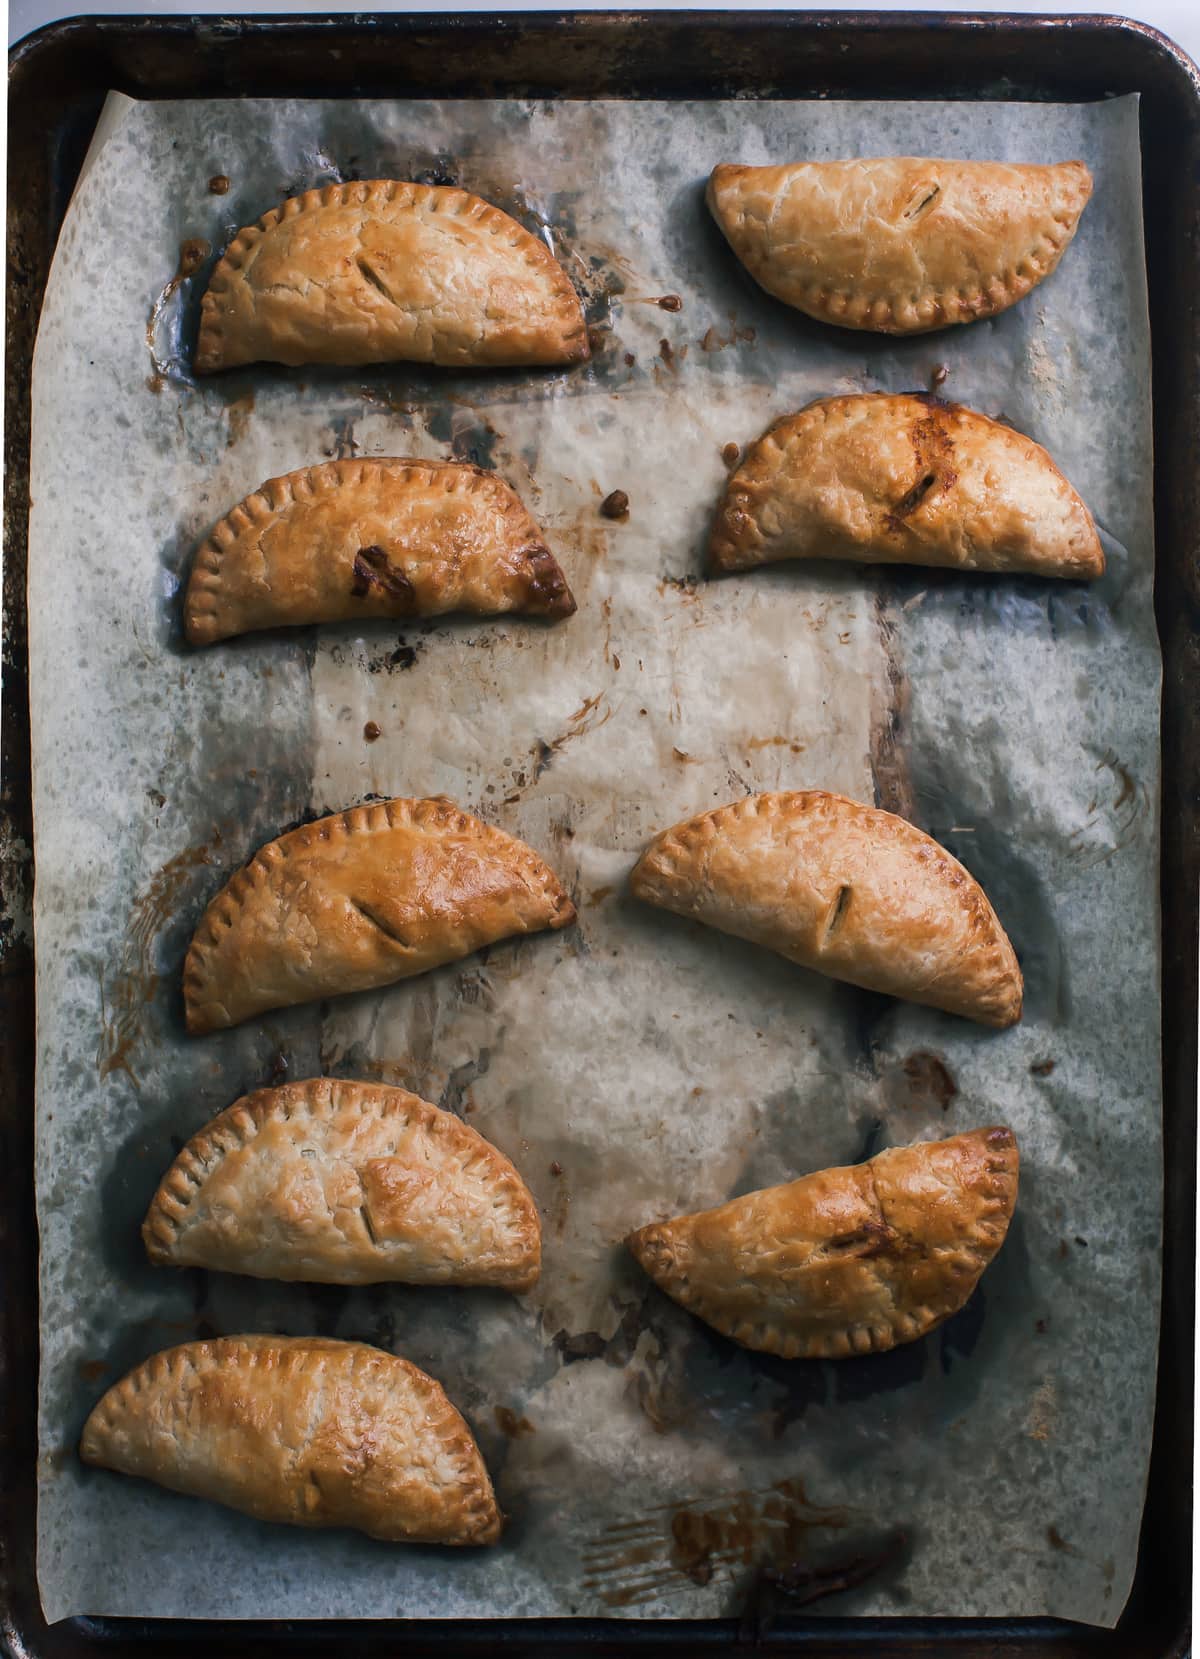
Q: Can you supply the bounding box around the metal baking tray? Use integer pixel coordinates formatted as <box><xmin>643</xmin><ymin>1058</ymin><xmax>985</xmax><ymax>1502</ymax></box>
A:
<box><xmin>4</xmin><ymin>11</ymin><xmax>1196</xmax><ymax>1656</ymax></box>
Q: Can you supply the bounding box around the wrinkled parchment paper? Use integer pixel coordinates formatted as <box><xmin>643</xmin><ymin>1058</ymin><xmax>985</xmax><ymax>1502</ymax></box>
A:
<box><xmin>30</xmin><ymin>94</ymin><xmax>1160</xmax><ymax>1625</ymax></box>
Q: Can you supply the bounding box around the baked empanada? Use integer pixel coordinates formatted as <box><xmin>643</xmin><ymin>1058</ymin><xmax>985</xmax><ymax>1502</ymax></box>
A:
<box><xmin>143</xmin><ymin>1077</ymin><xmax>540</xmax><ymax>1289</ymax></box>
<box><xmin>627</xmin><ymin>1126</ymin><xmax>1018</xmax><ymax>1358</ymax></box>
<box><xmin>80</xmin><ymin>1335</ymin><xmax>501</xmax><ymax>1544</ymax></box>
<box><xmin>630</xmin><ymin>791</ymin><xmax>1022</xmax><ymax>1027</ymax></box>
<box><xmin>195</xmin><ymin>180</ymin><xmax>589</xmax><ymax>372</ymax></box>
<box><xmin>186</xmin><ymin>459</ymin><xmax>575</xmax><ymax>646</ymax></box>
<box><xmin>707</xmin><ymin>157</ymin><xmax>1092</xmax><ymax>333</ymax></box>
<box><xmin>710</xmin><ymin>394</ymin><xmax>1103</xmax><ymax>579</ymax></box>
<box><xmin>184</xmin><ymin>796</ymin><xmax>575</xmax><ymax>1034</ymax></box>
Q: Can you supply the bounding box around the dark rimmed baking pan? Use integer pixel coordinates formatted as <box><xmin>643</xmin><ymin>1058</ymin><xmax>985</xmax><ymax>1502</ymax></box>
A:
<box><xmin>4</xmin><ymin>12</ymin><xmax>1196</xmax><ymax>1657</ymax></box>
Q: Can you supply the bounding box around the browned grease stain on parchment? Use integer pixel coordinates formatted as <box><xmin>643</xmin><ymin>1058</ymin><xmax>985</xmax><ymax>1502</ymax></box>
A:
<box><xmin>224</xmin><ymin>390</ymin><xmax>256</xmax><ymax>448</ymax></box>
<box><xmin>518</xmin><ymin>692</ymin><xmax>613</xmax><ymax>796</ymax></box>
<box><xmin>547</xmin><ymin>1167</ymin><xmax>572</xmax><ymax>1238</ymax></box>
<box><xmin>870</xmin><ymin>590</ymin><xmax>915</xmax><ymax>822</ymax></box>
<box><xmin>494</xmin><ymin>1405</ymin><xmax>536</xmax><ymax>1439</ymax></box>
<box><xmin>98</xmin><ymin>838</ymin><xmax>219</xmax><ymax>1085</ymax></box>
<box><xmin>1068</xmin><ymin>751</ymin><xmax>1144</xmax><ymax>870</ymax></box>
<box><xmin>701</xmin><ymin>317</ymin><xmax>757</xmax><ymax>353</ymax></box>
<box><xmin>745</xmin><ymin>734</ymin><xmax>806</xmax><ymax>755</ymax></box>
<box><xmin>581</xmin><ymin>1478</ymin><xmax>852</xmax><ymax>1609</ymax></box>
<box><xmin>629</xmin><ymin>293</ymin><xmax>684</xmax><ymax>312</ymax></box>
<box><xmin>146</xmin><ymin>238</ymin><xmax>210</xmax><ymax>390</ymax></box>
<box><xmin>657</xmin><ymin>574</ymin><xmax>700</xmax><ymax>602</ymax></box>
<box><xmin>882</xmin><ymin>1050</ymin><xmax>958</xmax><ymax>1113</ymax></box>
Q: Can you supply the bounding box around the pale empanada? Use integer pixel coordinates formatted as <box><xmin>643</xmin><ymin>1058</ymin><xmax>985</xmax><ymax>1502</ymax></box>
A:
<box><xmin>707</xmin><ymin>157</ymin><xmax>1092</xmax><ymax>333</ymax></box>
<box><xmin>80</xmin><ymin>1335</ymin><xmax>501</xmax><ymax>1543</ymax></box>
<box><xmin>628</xmin><ymin>1126</ymin><xmax>1018</xmax><ymax>1358</ymax></box>
<box><xmin>143</xmin><ymin>1077</ymin><xmax>540</xmax><ymax>1289</ymax></box>
<box><xmin>710</xmin><ymin>394</ymin><xmax>1103</xmax><ymax>579</ymax></box>
<box><xmin>195</xmin><ymin>180</ymin><xmax>589</xmax><ymax>372</ymax></box>
<box><xmin>186</xmin><ymin>459</ymin><xmax>575</xmax><ymax>646</ymax></box>
<box><xmin>184</xmin><ymin>796</ymin><xmax>575</xmax><ymax>1034</ymax></box>
<box><xmin>630</xmin><ymin>791</ymin><xmax>1022</xmax><ymax>1027</ymax></box>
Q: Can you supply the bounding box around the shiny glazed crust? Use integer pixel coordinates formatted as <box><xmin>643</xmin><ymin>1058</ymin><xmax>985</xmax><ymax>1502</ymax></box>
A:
<box><xmin>183</xmin><ymin>796</ymin><xmax>576</xmax><ymax>1035</ymax></box>
<box><xmin>195</xmin><ymin>180</ymin><xmax>589</xmax><ymax>371</ymax></box>
<box><xmin>630</xmin><ymin>791</ymin><xmax>1022</xmax><ymax>1027</ymax></box>
<box><xmin>143</xmin><ymin>1078</ymin><xmax>541</xmax><ymax>1290</ymax></box>
<box><xmin>707</xmin><ymin>157</ymin><xmax>1092</xmax><ymax>333</ymax></box>
<box><xmin>80</xmin><ymin>1335</ymin><xmax>501</xmax><ymax>1544</ymax></box>
<box><xmin>628</xmin><ymin>1127</ymin><xmax>1018</xmax><ymax>1358</ymax></box>
<box><xmin>709</xmin><ymin>394</ymin><xmax>1103</xmax><ymax>579</ymax></box>
<box><xmin>185</xmin><ymin>458</ymin><xmax>575</xmax><ymax>646</ymax></box>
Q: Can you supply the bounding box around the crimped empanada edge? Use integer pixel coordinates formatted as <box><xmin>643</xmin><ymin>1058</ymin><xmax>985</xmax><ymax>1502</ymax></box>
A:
<box><xmin>627</xmin><ymin>1126</ymin><xmax>1019</xmax><ymax>1359</ymax></box>
<box><xmin>182</xmin><ymin>796</ymin><xmax>577</xmax><ymax>1036</ymax></box>
<box><xmin>708</xmin><ymin>393</ymin><xmax>1104</xmax><ymax>579</ymax></box>
<box><xmin>79</xmin><ymin>1335</ymin><xmax>502</xmax><ymax>1545</ymax></box>
<box><xmin>184</xmin><ymin>456</ymin><xmax>575</xmax><ymax>645</ymax></box>
<box><xmin>195</xmin><ymin>179</ymin><xmax>589</xmax><ymax>373</ymax></box>
<box><xmin>707</xmin><ymin>159</ymin><xmax>1093</xmax><ymax>335</ymax></box>
<box><xmin>629</xmin><ymin>790</ymin><xmax>1023</xmax><ymax>1028</ymax></box>
<box><xmin>142</xmin><ymin>1076</ymin><xmax>543</xmax><ymax>1290</ymax></box>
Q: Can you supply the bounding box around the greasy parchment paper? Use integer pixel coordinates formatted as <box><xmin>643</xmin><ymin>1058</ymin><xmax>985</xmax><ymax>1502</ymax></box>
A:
<box><xmin>30</xmin><ymin>94</ymin><xmax>1160</xmax><ymax>1626</ymax></box>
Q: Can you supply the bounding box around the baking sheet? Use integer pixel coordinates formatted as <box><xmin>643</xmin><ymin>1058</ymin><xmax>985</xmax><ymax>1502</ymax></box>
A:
<box><xmin>29</xmin><ymin>93</ymin><xmax>1160</xmax><ymax>1626</ymax></box>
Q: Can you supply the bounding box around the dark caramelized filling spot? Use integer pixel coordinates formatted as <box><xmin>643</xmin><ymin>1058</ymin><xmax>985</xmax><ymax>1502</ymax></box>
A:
<box><xmin>351</xmin><ymin>546</ymin><xmax>416</xmax><ymax>606</ymax></box>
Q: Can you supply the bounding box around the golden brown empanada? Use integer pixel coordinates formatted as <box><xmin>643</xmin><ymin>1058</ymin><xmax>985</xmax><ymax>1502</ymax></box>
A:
<box><xmin>185</xmin><ymin>458</ymin><xmax>575</xmax><ymax>646</ymax></box>
<box><xmin>630</xmin><ymin>791</ymin><xmax>1022</xmax><ymax>1027</ymax></box>
<box><xmin>710</xmin><ymin>394</ymin><xmax>1103</xmax><ymax>578</ymax></box>
<box><xmin>707</xmin><ymin>157</ymin><xmax>1092</xmax><ymax>333</ymax></box>
<box><xmin>143</xmin><ymin>1077</ymin><xmax>540</xmax><ymax>1289</ymax></box>
<box><xmin>195</xmin><ymin>180</ymin><xmax>589</xmax><ymax>372</ymax></box>
<box><xmin>80</xmin><ymin>1335</ymin><xmax>501</xmax><ymax>1543</ymax></box>
<box><xmin>184</xmin><ymin>796</ymin><xmax>575</xmax><ymax>1035</ymax></box>
<box><xmin>628</xmin><ymin>1126</ymin><xmax>1018</xmax><ymax>1358</ymax></box>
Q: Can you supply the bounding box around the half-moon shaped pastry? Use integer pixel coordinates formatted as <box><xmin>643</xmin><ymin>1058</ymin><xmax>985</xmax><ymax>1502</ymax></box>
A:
<box><xmin>630</xmin><ymin>791</ymin><xmax>1022</xmax><ymax>1027</ymax></box>
<box><xmin>184</xmin><ymin>796</ymin><xmax>576</xmax><ymax>1034</ymax></box>
<box><xmin>627</xmin><ymin>1126</ymin><xmax>1018</xmax><ymax>1358</ymax></box>
<box><xmin>185</xmin><ymin>458</ymin><xmax>575</xmax><ymax>645</ymax></box>
<box><xmin>80</xmin><ymin>1335</ymin><xmax>501</xmax><ymax>1543</ymax></box>
<box><xmin>195</xmin><ymin>180</ymin><xmax>589</xmax><ymax>372</ymax></box>
<box><xmin>709</xmin><ymin>394</ymin><xmax>1103</xmax><ymax>579</ymax></box>
<box><xmin>707</xmin><ymin>157</ymin><xmax>1092</xmax><ymax>333</ymax></box>
<box><xmin>143</xmin><ymin>1077</ymin><xmax>541</xmax><ymax>1289</ymax></box>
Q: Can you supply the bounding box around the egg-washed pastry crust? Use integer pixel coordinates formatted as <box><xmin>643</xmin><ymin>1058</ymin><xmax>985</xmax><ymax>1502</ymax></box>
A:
<box><xmin>184</xmin><ymin>796</ymin><xmax>576</xmax><ymax>1034</ymax></box>
<box><xmin>707</xmin><ymin>157</ymin><xmax>1092</xmax><ymax>334</ymax></box>
<box><xmin>80</xmin><ymin>1335</ymin><xmax>501</xmax><ymax>1543</ymax></box>
<box><xmin>628</xmin><ymin>1127</ymin><xmax>1019</xmax><ymax>1358</ymax></box>
<box><xmin>709</xmin><ymin>393</ymin><xmax>1103</xmax><ymax>579</ymax></box>
<box><xmin>195</xmin><ymin>179</ymin><xmax>589</xmax><ymax>371</ymax></box>
<box><xmin>631</xmin><ymin>790</ymin><xmax>1022</xmax><ymax>1028</ymax></box>
<box><xmin>143</xmin><ymin>1077</ymin><xmax>541</xmax><ymax>1290</ymax></box>
<box><xmin>186</xmin><ymin>458</ymin><xmax>575</xmax><ymax>645</ymax></box>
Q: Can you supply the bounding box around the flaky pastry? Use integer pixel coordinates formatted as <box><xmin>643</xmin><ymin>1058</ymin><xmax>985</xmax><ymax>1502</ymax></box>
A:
<box><xmin>710</xmin><ymin>393</ymin><xmax>1103</xmax><ymax>579</ymax></box>
<box><xmin>628</xmin><ymin>1127</ymin><xmax>1019</xmax><ymax>1357</ymax></box>
<box><xmin>143</xmin><ymin>1077</ymin><xmax>541</xmax><ymax>1289</ymax></box>
<box><xmin>630</xmin><ymin>791</ymin><xmax>1022</xmax><ymax>1027</ymax></box>
<box><xmin>707</xmin><ymin>157</ymin><xmax>1092</xmax><ymax>333</ymax></box>
<box><xmin>186</xmin><ymin>458</ymin><xmax>574</xmax><ymax>645</ymax></box>
<box><xmin>184</xmin><ymin>796</ymin><xmax>575</xmax><ymax>1034</ymax></box>
<box><xmin>80</xmin><ymin>1335</ymin><xmax>501</xmax><ymax>1543</ymax></box>
<box><xmin>195</xmin><ymin>179</ymin><xmax>589</xmax><ymax>371</ymax></box>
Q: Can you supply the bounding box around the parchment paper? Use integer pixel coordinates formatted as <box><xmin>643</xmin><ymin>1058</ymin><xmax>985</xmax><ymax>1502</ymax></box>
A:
<box><xmin>30</xmin><ymin>94</ymin><xmax>1160</xmax><ymax>1626</ymax></box>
